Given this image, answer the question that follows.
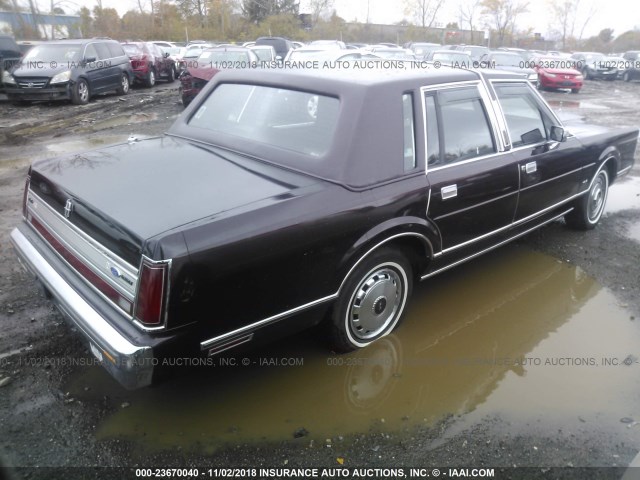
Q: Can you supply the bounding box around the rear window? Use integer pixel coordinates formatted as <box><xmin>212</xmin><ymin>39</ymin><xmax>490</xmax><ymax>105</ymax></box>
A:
<box><xmin>107</xmin><ymin>42</ymin><xmax>126</xmax><ymax>58</ymax></box>
<box><xmin>188</xmin><ymin>84</ymin><xmax>339</xmax><ymax>158</ymax></box>
<box><xmin>122</xmin><ymin>44</ymin><xmax>142</xmax><ymax>56</ymax></box>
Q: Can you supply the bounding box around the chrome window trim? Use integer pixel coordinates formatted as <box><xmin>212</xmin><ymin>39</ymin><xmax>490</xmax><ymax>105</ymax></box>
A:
<box><xmin>420</xmin><ymin>80</ymin><xmax>505</xmax><ymax>176</ymax></box>
<box><xmin>422</xmin><ymin>209</ymin><xmax>573</xmax><ymax>279</ymax></box>
<box><xmin>488</xmin><ymin>79</ymin><xmax>565</xmax><ymax>147</ymax></box>
<box><xmin>427</xmin><ymin>149</ymin><xmax>513</xmax><ymax>172</ymax></box>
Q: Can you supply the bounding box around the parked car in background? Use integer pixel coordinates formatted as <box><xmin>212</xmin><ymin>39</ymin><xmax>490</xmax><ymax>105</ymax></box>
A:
<box><xmin>11</xmin><ymin>66</ymin><xmax>637</xmax><ymax>389</ymax></box>
<box><xmin>406</xmin><ymin>42</ymin><xmax>441</xmax><ymax>58</ymax></box>
<box><xmin>160</xmin><ymin>46</ymin><xmax>187</xmax><ymax>76</ymax></box>
<box><xmin>179</xmin><ymin>46</ymin><xmax>258</xmax><ymax>106</ymax></box>
<box><xmin>0</xmin><ymin>35</ymin><xmax>22</xmax><ymax>93</ymax></box>
<box><xmin>255</xmin><ymin>36</ymin><xmax>293</xmax><ymax>60</ymax></box>
<box><xmin>452</xmin><ymin>44</ymin><xmax>489</xmax><ymax>62</ymax></box>
<box><xmin>249</xmin><ymin>45</ymin><xmax>276</xmax><ymax>63</ymax></box>
<box><xmin>425</xmin><ymin>50</ymin><xmax>472</xmax><ymax>68</ymax></box>
<box><xmin>3</xmin><ymin>39</ymin><xmax>132</xmax><ymax>105</ymax></box>
<box><xmin>121</xmin><ymin>41</ymin><xmax>176</xmax><ymax>87</ymax></box>
<box><xmin>179</xmin><ymin>43</ymin><xmax>214</xmax><ymax>72</ymax></box>
<box><xmin>367</xmin><ymin>47</ymin><xmax>415</xmax><ymax>60</ymax></box>
<box><xmin>570</xmin><ymin>52</ymin><xmax>618</xmax><ymax>80</ymax></box>
<box><xmin>480</xmin><ymin>51</ymin><xmax>538</xmax><ymax>82</ymax></box>
<box><xmin>621</xmin><ymin>51</ymin><xmax>640</xmax><ymax>82</ymax></box>
<box><xmin>532</xmin><ymin>56</ymin><xmax>583</xmax><ymax>93</ymax></box>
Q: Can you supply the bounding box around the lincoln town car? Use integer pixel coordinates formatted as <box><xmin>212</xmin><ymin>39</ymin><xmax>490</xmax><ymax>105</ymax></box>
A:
<box><xmin>10</xmin><ymin>67</ymin><xmax>638</xmax><ymax>388</ymax></box>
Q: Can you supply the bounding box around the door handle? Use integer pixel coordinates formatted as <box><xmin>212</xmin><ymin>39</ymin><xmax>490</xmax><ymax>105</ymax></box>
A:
<box><xmin>441</xmin><ymin>184</ymin><xmax>457</xmax><ymax>200</ymax></box>
<box><xmin>521</xmin><ymin>161</ymin><xmax>537</xmax><ymax>174</ymax></box>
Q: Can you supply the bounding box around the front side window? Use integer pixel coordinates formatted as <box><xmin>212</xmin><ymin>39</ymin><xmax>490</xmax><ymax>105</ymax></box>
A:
<box><xmin>188</xmin><ymin>84</ymin><xmax>339</xmax><ymax>158</ymax></box>
<box><xmin>494</xmin><ymin>83</ymin><xmax>555</xmax><ymax>147</ymax></box>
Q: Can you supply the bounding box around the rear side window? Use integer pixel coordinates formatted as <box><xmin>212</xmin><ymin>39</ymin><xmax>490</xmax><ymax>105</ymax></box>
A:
<box><xmin>494</xmin><ymin>83</ymin><xmax>555</xmax><ymax>147</ymax></box>
<box><xmin>402</xmin><ymin>93</ymin><xmax>416</xmax><ymax>171</ymax></box>
<box><xmin>189</xmin><ymin>84</ymin><xmax>339</xmax><ymax>158</ymax></box>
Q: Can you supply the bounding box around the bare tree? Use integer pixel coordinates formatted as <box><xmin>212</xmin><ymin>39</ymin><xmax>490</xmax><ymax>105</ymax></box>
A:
<box><xmin>549</xmin><ymin>0</ymin><xmax>576</xmax><ymax>50</ymax></box>
<box><xmin>309</xmin><ymin>0</ymin><xmax>334</xmax><ymax>24</ymax></box>
<box><xmin>481</xmin><ymin>0</ymin><xmax>528</xmax><ymax>46</ymax></box>
<box><xmin>458</xmin><ymin>0</ymin><xmax>482</xmax><ymax>44</ymax></box>
<box><xmin>404</xmin><ymin>0</ymin><xmax>445</xmax><ymax>28</ymax></box>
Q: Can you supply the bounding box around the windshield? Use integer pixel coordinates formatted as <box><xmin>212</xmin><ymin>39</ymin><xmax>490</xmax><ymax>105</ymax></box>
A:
<box><xmin>23</xmin><ymin>44</ymin><xmax>81</xmax><ymax>63</ymax></box>
<box><xmin>189</xmin><ymin>84</ymin><xmax>339</xmax><ymax>160</ymax></box>
<box><xmin>433</xmin><ymin>52</ymin><xmax>471</xmax><ymax>64</ymax></box>
<box><xmin>185</xmin><ymin>46</ymin><xmax>206</xmax><ymax>58</ymax></box>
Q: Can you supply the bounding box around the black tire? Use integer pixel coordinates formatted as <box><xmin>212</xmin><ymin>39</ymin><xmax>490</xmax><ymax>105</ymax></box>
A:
<box><xmin>144</xmin><ymin>68</ymin><xmax>156</xmax><ymax>87</ymax></box>
<box><xmin>71</xmin><ymin>78</ymin><xmax>90</xmax><ymax>105</ymax></box>
<box><xmin>115</xmin><ymin>73</ymin><xmax>130</xmax><ymax>95</ymax></box>
<box><xmin>571</xmin><ymin>88</ymin><xmax>580</xmax><ymax>94</ymax></box>
<box><xmin>624</xmin><ymin>71</ymin><xmax>631</xmax><ymax>82</ymax></box>
<box><xmin>582</xmin><ymin>68</ymin><xmax>590</xmax><ymax>80</ymax></box>
<box><xmin>329</xmin><ymin>248</ymin><xmax>413</xmax><ymax>352</ymax></box>
<box><xmin>166</xmin><ymin>66</ymin><xmax>175</xmax><ymax>83</ymax></box>
<box><xmin>565</xmin><ymin>168</ymin><xmax>609</xmax><ymax>230</ymax></box>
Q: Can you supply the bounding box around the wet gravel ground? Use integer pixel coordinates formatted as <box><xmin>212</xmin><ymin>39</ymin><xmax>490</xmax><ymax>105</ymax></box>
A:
<box><xmin>1</xmin><ymin>79</ymin><xmax>640</xmax><ymax>480</ymax></box>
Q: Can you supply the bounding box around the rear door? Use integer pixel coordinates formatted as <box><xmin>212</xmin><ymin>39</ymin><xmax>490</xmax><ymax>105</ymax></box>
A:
<box><xmin>424</xmin><ymin>83</ymin><xmax>519</xmax><ymax>252</ymax></box>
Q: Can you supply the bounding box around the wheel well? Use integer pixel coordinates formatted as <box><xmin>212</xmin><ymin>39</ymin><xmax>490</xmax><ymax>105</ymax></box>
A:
<box><xmin>602</xmin><ymin>156</ymin><xmax>617</xmax><ymax>185</ymax></box>
<box><xmin>372</xmin><ymin>236</ymin><xmax>432</xmax><ymax>281</ymax></box>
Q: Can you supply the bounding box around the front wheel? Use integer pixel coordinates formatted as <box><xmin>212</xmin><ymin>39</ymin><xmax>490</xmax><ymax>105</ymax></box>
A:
<box><xmin>624</xmin><ymin>71</ymin><xmax>631</xmax><ymax>82</ymax></box>
<box><xmin>329</xmin><ymin>248</ymin><xmax>413</xmax><ymax>352</ymax></box>
<box><xmin>565</xmin><ymin>168</ymin><xmax>609</xmax><ymax>230</ymax></box>
<box><xmin>71</xmin><ymin>78</ymin><xmax>89</xmax><ymax>105</ymax></box>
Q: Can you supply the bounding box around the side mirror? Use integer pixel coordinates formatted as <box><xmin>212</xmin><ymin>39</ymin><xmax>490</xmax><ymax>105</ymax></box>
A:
<box><xmin>84</xmin><ymin>56</ymin><xmax>97</xmax><ymax>65</ymax></box>
<box><xmin>164</xmin><ymin>52</ymin><xmax>170</xmax><ymax>58</ymax></box>
<box><xmin>550</xmin><ymin>125</ymin><xmax>565</xmax><ymax>142</ymax></box>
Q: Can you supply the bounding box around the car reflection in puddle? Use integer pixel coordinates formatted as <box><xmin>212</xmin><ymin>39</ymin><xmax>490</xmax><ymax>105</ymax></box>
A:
<box><xmin>66</xmin><ymin>247</ymin><xmax>640</xmax><ymax>453</ymax></box>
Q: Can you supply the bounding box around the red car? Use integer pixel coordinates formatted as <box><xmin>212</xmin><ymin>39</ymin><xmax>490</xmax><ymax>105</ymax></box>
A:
<box><xmin>179</xmin><ymin>46</ymin><xmax>258</xmax><ymax>106</ymax></box>
<box><xmin>121</xmin><ymin>41</ymin><xmax>176</xmax><ymax>87</ymax></box>
<box><xmin>534</xmin><ymin>57</ymin><xmax>584</xmax><ymax>93</ymax></box>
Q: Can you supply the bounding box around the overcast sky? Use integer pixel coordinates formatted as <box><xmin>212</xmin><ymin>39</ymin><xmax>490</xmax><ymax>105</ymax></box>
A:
<box><xmin>49</xmin><ymin>0</ymin><xmax>640</xmax><ymax>41</ymax></box>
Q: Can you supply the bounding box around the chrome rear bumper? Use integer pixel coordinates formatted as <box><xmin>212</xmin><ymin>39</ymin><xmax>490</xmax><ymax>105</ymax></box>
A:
<box><xmin>10</xmin><ymin>226</ymin><xmax>154</xmax><ymax>389</ymax></box>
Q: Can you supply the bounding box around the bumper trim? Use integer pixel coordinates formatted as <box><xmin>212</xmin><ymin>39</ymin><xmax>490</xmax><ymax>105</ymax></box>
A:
<box><xmin>10</xmin><ymin>226</ymin><xmax>154</xmax><ymax>389</ymax></box>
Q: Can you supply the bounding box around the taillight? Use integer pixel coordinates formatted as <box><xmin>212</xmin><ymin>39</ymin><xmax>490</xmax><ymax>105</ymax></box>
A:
<box><xmin>134</xmin><ymin>259</ymin><xmax>170</xmax><ymax>326</ymax></box>
<box><xmin>22</xmin><ymin>172</ymin><xmax>31</xmax><ymax>218</ymax></box>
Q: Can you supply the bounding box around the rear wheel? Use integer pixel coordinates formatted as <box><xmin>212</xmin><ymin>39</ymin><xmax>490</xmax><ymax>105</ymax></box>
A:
<box><xmin>571</xmin><ymin>88</ymin><xmax>580</xmax><ymax>94</ymax></box>
<box><xmin>144</xmin><ymin>68</ymin><xmax>156</xmax><ymax>87</ymax></box>
<box><xmin>166</xmin><ymin>65</ymin><xmax>175</xmax><ymax>83</ymax></box>
<box><xmin>565</xmin><ymin>168</ymin><xmax>609</xmax><ymax>230</ymax></box>
<box><xmin>624</xmin><ymin>71</ymin><xmax>631</xmax><ymax>82</ymax></box>
<box><xmin>71</xmin><ymin>78</ymin><xmax>89</xmax><ymax>105</ymax></box>
<box><xmin>115</xmin><ymin>73</ymin><xmax>130</xmax><ymax>95</ymax></box>
<box><xmin>329</xmin><ymin>248</ymin><xmax>413</xmax><ymax>352</ymax></box>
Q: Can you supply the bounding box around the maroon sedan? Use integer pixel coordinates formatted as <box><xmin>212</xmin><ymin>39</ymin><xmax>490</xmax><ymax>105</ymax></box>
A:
<box><xmin>179</xmin><ymin>46</ymin><xmax>259</xmax><ymax>106</ymax></box>
<box><xmin>121</xmin><ymin>41</ymin><xmax>176</xmax><ymax>87</ymax></box>
<box><xmin>534</xmin><ymin>57</ymin><xmax>584</xmax><ymax>93</ymax></box>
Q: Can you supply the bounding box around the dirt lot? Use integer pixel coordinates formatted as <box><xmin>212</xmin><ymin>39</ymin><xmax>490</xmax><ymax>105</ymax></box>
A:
<box><xmin>1</xmin><ymin>78</ymin><xmax>640</xmax><ymax>480</ymax></box>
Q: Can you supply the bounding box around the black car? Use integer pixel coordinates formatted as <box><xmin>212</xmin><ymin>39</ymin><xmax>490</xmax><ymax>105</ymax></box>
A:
<box><xmin>3</xmin><ymin>39</ymin><xmax>133</xmax><ymax>105</ymax></box>
<box><xmin>0</xmin><ymin>35</ymin><xmax>22</xmax><ymax>93</ymax></box>
<box><xmin>255</xmin><ymin>36</ymin><xmax>293</xmax><ymax>60</ymax></box>
<box><xmin>10</xmin><ymin>67</ymin><xmax>638</xmax><ymax>389</ymax></box>
<box><xmin>621</xmin><ymin>51</ymin><xmax>640</xmax><ymax>82</ymax></box>
<box><xmin>570</xmin><ymin>52</ymin><xmax>618</xmax><ymax>80</ymax></box>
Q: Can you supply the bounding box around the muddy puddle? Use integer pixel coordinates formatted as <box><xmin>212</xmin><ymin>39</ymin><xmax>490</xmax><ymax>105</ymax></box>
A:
<box><xmin>65</xmin><ymin>247</ymin><xmax>640</xmax><ymax>453</ymax></box>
